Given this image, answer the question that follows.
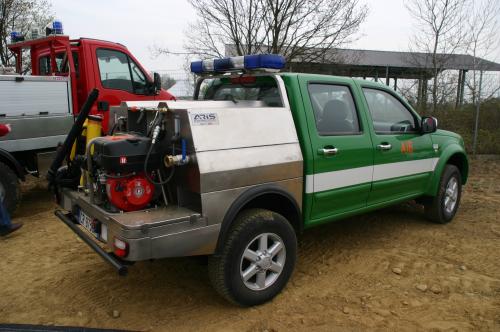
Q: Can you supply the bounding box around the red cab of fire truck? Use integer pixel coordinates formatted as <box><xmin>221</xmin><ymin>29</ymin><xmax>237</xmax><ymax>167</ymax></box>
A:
<box><xmin>8</xmin><ymin>31</ymin><xmax>174</xmax><ymax>130</ymax></box>
<box><xmin>0</xmin><ymin>22</ymin><xmax>175</xmax><ymax>214</ymax></box>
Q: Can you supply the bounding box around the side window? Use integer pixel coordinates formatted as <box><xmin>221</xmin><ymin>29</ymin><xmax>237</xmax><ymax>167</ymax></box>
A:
<box><xmin>39</xmin><ymin>56</ymin><xmax>51</xmax><ymax>75</ymax></box>
<box><xmin>363</xmin><ymin>88</ymin><xmax>417</xmax><ymax>134</ymax></box>
<box><xmin>308</xmin><ymin>84</ymin><xmax>361</xmax><ymax>136</ymax></box>
<box><xmin>96</xmin><ymin>49</ymin><xmax>133</xmax><ymax>92</ymax></box>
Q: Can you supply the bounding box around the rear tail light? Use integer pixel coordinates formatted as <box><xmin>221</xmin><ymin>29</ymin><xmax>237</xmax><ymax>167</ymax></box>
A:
<box><xmin>113</xmin><ymin>237</ymin><xmax>129</xmax><ymax>258</ymax></box>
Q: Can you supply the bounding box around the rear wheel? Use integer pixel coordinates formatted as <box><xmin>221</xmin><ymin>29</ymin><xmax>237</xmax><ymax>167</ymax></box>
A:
<box><xmin>424</xmin><ymin>165</ymin><xmax>462</xmax><ymax>224</ymax></box>
<box><xmin>0</xmin><ymin>162</ymin><xmax>21</xmax><ymax>215</ymax></box>
<box><xmin>208</xmin><ymin>208</ymin><xmax>297</xmax><ymax>306</ymax></box>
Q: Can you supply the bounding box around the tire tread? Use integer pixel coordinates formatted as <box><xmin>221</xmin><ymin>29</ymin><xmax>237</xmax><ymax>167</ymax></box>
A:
<box><xmin>208</xmin><ymin>208</ymin><xmax>296</xmax><ymax>306</ymax></box>
<box><xmin>424</xmin><ymin>164</ymin><xmax>461</xmax><ymax>224</ymax></box>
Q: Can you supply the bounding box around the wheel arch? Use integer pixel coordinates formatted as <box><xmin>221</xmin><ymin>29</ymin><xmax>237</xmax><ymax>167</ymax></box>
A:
<box><xmin>214</xmin><ymin>185</ymin><xmax>302</xmax><ymax>255</ymax></box>
<box><xmin>0</xmin><ymin>148</ymin><xmax>25</xmax><ymax>181</ymax></box>
<box><xmin>446</xmin><ymin>152</ymin><xmax>468</xmax><ymax>184</ymax></box>
<box><xmin>427</xmin><ymin>145</ymin><xmax>468</xmax><ymax>196</ymax></box>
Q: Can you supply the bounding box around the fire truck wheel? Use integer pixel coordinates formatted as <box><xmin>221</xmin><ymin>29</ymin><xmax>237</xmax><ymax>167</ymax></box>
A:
<box><xmin>0</xmin><ymin>162</ymin><xmax>21</xmax><ymax>215</ymax></box>
<box><xmin>208</xmin><ymin>208</ymin><xmax>297</xmax><ymax>306</ymax></box>
<box><xmin>424</xmin><ymin>164</ymin><xmax>462</xmax><ymax>224</ymax></box>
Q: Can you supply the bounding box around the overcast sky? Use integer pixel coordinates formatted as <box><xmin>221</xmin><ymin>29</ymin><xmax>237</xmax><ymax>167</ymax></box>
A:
<box><xmin>51</xmin><ymin>0</ymin><xmax>499</xmax><ymax>74</ymax></box>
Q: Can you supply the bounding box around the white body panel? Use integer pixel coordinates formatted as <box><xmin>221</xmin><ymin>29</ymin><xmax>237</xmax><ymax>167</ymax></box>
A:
<box><xmin>0</xmin><ymin>75</ymin><xmax>72</xmax><ymax>117</ymax></box>
<box><xmin>0</xmin><ymin>75</ymin><xmax>74</xmax><ymax>152</ymax></box>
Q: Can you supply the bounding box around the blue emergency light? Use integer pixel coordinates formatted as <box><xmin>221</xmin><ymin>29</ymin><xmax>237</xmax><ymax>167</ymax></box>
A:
<box><xmin>45</xmin><ymin>20</ymin><xmax>63</xmax><ymax>36</ymax></box>
<box><xmin>191</xmin><ymin>54</ymin><xmax>286</xmax><ymax>74</ymax></box>
<box><xmin>10</xmin><ymin>31</ymin><xmax>25</xmax><ymax>43</ymax></box>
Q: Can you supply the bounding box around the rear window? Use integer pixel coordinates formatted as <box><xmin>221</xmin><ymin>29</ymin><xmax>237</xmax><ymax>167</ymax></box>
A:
<box><xmin>38</xmin><ymin>53</ymin><xmax>70</xmax><ymax>75</ymax></box>
<box><xmin>198</xmin><ymin>76</ymin><xmax>283</xmax><ymax>107</ymax></box>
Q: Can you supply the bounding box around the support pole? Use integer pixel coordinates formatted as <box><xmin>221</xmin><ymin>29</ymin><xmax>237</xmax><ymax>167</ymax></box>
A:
<box><xmin>417</xmin><ymin>78</ymin><xmax>423</xmax><ymax>111</ymax></box>
<box><xmin>393</xmin><ymin>77</ymin><xmax>398</xmax><ymax>91</ymax></box>
<box><xmin>472</xmin><ymin>70</ymin><xmax>483</xmax><ymax>156</ymax></box>
<box><xmin>385</xmin><ymin>66</ymin><xmax>390</xmax><ymax>86</ymax></box>
<box><xmin>422</xmin><ymin>78</ymin><xmax>428</xmax><ymax>111</ymax></box>
<box><xmin>455</xmin><ymin>70</ymin><xmax>463</xmax><ymax>109</ymax></box>
<box><xmin>460</xmin><ymin>70</ymin><xmax>467</xmax><ymax>106</ymax></box>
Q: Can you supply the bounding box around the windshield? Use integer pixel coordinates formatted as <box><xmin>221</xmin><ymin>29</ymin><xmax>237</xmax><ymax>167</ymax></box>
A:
<box><xmin>198</xmin><ymin>76</ymin><xmax>283</xmax><ymax>107</ymax></box>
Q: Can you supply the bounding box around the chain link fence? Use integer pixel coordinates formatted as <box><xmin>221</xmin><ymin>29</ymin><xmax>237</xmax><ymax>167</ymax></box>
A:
<box><xmin>152</xmin><ymin>70</ymin><xmax>195</xmax><ymax>99</ymax></box>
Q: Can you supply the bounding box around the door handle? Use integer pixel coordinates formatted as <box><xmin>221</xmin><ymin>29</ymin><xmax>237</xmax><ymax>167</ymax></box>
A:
<box><xmin>377</xmin><ymin>143</ymin><xmax>392</xmax><ymax>151</ymax></box>
<box><xmin>318</xmin><ymin>147</ymin><xmax>338</xmax><ymax>156</ymax></box>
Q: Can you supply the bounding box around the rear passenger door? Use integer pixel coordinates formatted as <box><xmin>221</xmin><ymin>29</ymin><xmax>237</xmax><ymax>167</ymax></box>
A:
<box><xmin>299</xmin><ymin>77</ymin><xmax>374</xmax><ymax>222</ymax></box>
<box><xmin>361</xmin><ymin>87</ymin><xmax>435</xmax><ymax>205</ymax></box>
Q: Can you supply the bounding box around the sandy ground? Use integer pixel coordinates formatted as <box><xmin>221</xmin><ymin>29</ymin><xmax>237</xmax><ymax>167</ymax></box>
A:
<box><xmin>0</xmin><ymin>158</ymin><xmax>499</xmax><ymax>331</ymax></box>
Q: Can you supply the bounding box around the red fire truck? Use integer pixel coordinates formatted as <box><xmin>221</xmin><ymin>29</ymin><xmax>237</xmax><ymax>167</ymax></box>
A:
<box><xmin>0</xmin><ymin>25</ymin><xmax>174</xmax><ymax>214</ymax></box>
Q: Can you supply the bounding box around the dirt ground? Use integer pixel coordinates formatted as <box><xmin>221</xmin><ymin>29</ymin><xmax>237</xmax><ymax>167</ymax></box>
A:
<box><xmin>1</xmin><ymin>158</ymin><xmax>499</xmax><ymax>332</ymax></box>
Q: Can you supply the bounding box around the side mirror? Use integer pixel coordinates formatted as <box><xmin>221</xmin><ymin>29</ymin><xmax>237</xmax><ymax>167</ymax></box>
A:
<box><xmin>421</xmin><ymin>116</ymin><xmax>438</xmax><ymax>134</ymax></box>
<box><xmin>153</xmin><ymin>72</ymin><xmax>162</xmax><ymax>95</ymax></box>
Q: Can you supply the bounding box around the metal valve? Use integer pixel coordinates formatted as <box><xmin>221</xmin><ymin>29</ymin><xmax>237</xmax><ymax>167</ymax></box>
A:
<box><xmin>164</xmin><ymin>154</ymin><xmax>192</xmax><ymax>168</ymax></box>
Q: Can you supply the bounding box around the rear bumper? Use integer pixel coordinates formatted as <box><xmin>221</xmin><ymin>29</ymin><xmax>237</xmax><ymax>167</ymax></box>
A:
<box><xmin>57</xmin><ymin>188</ymin><xmax>221</xmax><ymax>264</ymax></box>
<box><xmin>55</xmin><ymin>210</ymin><xmax>128</xmax><ymax>276</ymax></box>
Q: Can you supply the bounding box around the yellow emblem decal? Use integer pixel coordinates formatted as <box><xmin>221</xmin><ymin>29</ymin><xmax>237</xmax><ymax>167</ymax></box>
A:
<box><xmin>401</xmin><ymin>141</ymin><xmax>414</xmax><ymax>154</ymax></box>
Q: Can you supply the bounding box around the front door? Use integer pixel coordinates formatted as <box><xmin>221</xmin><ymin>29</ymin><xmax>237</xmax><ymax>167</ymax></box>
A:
<box><xmin>92</xmin><ymin>47</ymin><xmax>152</xmax><ymax>131</ymax></box>
<box><xmin>360</xmin><ymin>87</ymin><xmax>436</xmax><ymax>205</ymax></box>
<box><xmin>300</xmin><ymin>78</ymin><xmax>374</xmax><ymax>223</ymax></box>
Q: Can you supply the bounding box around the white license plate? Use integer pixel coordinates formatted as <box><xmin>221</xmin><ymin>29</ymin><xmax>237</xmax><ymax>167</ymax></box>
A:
<box><xmin>79</xmin><ymin>210</ymin><xmax>99</xmax><ymax>238</ymax></box>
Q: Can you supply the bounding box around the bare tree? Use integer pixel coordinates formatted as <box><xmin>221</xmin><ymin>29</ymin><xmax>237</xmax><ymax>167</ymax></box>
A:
<box><xmin>464</xmin><ymin>0</ymin><xmax>500</xmax><ymax>104</ymax></box>
<box><xmin>0</xmin><ymin>0</ymin><xmax>53</xmax><ymax>69</ymax></box>
<box><xmin>405</xmin><ymin>0</ymin><xmax>466</xmax><ymax>111</ymax></box>
<box><xmin>180</xmin><ymin>0</ymin><xmax>368</xmax><ymax>63</ymax></box>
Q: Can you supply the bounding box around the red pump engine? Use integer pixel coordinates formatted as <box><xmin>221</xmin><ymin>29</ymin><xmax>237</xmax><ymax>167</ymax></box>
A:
<box><xmin>91</xmin><ymin>135</ymin><xmax>161</xmax><ymax>212</ymax></box>
<box><xmin>106</xmin><ymin>174</ymin><xmax>154</xmax><ymax>212</ymax></box>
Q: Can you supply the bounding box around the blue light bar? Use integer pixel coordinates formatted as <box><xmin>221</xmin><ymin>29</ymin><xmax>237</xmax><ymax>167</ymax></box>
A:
<box><xmin>45</xmin><ymin>20</ymin><xmax>63</xmax><ymax>36</ymax></box>
<box><xmin>52</xmin><ymin>20</ymin><xmax>63</xmax><ymax>34</ymax></box>
<box><xmin>10</xmin><ymin>31</ymin><xmax>24</xmax><ymax>43</ymax></box>
<box><xmin>244</xmin><ymin>54</ymin><xmax>286</xmax><ymax>70</ymax></box>
<box><xmin>191</xmin><ymin>54</ymin><xmax>286</xmax><ymax>74</ymax></box>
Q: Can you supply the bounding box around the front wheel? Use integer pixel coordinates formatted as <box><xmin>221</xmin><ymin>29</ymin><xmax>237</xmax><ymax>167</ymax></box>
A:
<box><xmin>424</xmin><ymin>164</ymin><xmax>462</xmax><ymax>224</ymax></box>
<box><xmin>208</xmin><ymin>208</ymin><xmax>297</xmax><ymax>306</ymax></box>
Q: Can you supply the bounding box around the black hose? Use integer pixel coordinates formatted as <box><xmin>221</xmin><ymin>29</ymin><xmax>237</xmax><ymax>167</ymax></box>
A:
<box><xmin>143</xmin><ymin>142</ymin><xmax>175</xmax><ymax>185</ymax></box>
<box><xmin>142</xmin><ymin>110</ymin><xmax>174</xmax><ymax>185</ymax></box>
<box><xmin>47</xmin><ymin>88</ymin><xmax>99</xmax><ymax>185</ymax></box>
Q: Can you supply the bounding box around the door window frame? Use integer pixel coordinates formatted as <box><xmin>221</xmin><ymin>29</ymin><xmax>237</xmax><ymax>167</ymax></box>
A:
<box><xmin>361</xmin><ymin>86</ymin><xmax>421</xmax><ymax>135</ymax></box>
<box><xmin>95</xmin><ymin>48</ymin><xmax>148</xmax><ymax>95</ymax></box>
<box><xmin>307</xmin><ymin>81</ymin><xmax>364</xmax><ymax>137</ymax></box>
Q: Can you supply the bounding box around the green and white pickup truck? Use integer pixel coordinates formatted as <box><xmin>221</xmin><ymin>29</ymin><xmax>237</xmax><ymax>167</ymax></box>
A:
<box><xmin>53</xmin><ymin>54</ymin><xmax>468</xmax><ymax>306</ymax></box>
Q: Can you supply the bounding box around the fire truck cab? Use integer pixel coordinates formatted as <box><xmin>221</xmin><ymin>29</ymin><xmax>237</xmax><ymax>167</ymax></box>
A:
<box><xmin>0</xmin><ymin>28</ymin><xmax>174</xmax><ymax>214</ymax></box>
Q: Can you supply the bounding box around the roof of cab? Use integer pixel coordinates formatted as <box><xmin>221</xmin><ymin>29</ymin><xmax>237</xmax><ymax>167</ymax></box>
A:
<box><xmin>73</xmin><ymin>38</ymin><xmax>127</xmax><ymax>48</ymax></box>
<box><xmin>279</xmin><ymin>72</ymin><xmax>389</xmax><ymax>88</ymax></box>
